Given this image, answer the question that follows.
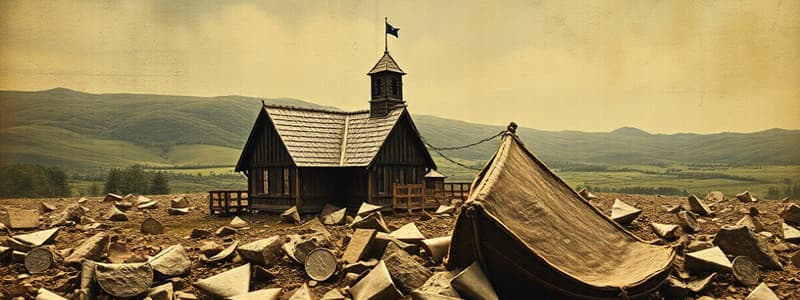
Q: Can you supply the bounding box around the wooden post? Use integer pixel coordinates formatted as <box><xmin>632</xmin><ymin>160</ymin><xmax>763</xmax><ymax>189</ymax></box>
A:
<box><xmin>407</xmin><ymin>185</ymin><xmax>412</xmax><ymax>213</ymax></box>
<box><xmin>295</xmin><ymin>167</ymin><xmax>301</xmax><ymax>211</ymax></box>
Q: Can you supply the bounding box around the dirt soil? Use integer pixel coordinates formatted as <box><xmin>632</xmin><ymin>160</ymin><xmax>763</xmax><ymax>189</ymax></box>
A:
<box><xmin>1</xmin><ymin>192</ymin><xmax>799</xmax><ymax>299</ymax></box>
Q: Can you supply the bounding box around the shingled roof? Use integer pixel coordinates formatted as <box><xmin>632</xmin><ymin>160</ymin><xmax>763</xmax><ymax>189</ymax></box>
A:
<box><xmin>237</xmin><ymin>104</ymin><xmax>433</xmax><ymax>169</ymax></box>
<box><xmin>368</xmin><ymin>51</ymin><xmax>405</xmax><ymax>75</ymax></box>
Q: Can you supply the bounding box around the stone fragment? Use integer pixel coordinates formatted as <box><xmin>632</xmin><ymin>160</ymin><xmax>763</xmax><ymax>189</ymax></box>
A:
<box><xmin>350</xmin><ymin>260</ymin><xmax>403</xmax><ymax>300</ymax></box>
<box><xmin>12</xmin><ymin>227</ymin><xmax>59</xmax><ymax>247</ymax></box>
<box><xmin>199</xmin><ymin>241</ymin><xmax>224</xmax><ymax>257</ymax></box>
<box><xmin>190</xmin><ymin>228</ymin><xmax>212</xmax><ymax>239</ymax></box>
<box><xmin>410</xmin><ymin>291</ymin><xmax>462</xmax><ymax>300</ymax></box>
<box><xmin>745</xmin><ymin>282</ymin><xmax>779</xmax><ymax>300</ymax></box>
<box><xmin>304</xmin><ymin>248</ymin><xmax>338</xmax><ymax>281</ymax></box>
<box><xmin>0</xmin><ymin>246</ymin><xmax>10</xmax><ymax>262</ymax></box>
<box><xmin>103</xmin><ymin>193</ymin><xmax>122</xmax><ymax>202</ymax></box>
<box><xmin>79</xmin><ymin>260</ymin><xmax>99</xmax><ymax>299</ymax></box>
<box><xmin>660</xmin><ymin>276</ymin><xmax>688</xmax><ymax>298</ymax></box>
<box><xmin>35</xmin><ymin>288</ymin><xmax>68</xmax><ymax>300</ymax></box>
<box><xmin>382</xmin><ymin>243</ymin><xmax>432</xmax><ymax>294</ymax></box>
<box><xmin>371</xmin><ymin>232</ymin><xmax>420</xmax><ymax>256</ymax></box>
<box><xmin>418</xmin><ymin>211</ymin><xmax>434</xmax><ymax>221</ymax></box>
<box><xmin>107</xmin><ymin>238</ymin><xmax>132</xmax><ymax>263</ymax></box>
<box><xmin>676</xmin><ymin>211</ymin><xmax>699</xmax><ymax>233</ymax></box>
<box><xmin>791</xmin><ymin>251</ymin><xmax>800</xmax><ymax>267</ymax></box>
<box><xmin>95</xmin><ymin>262</ymin><xmax>154</xmax><ymax>298</ymax></box>
<box><xmin>781</xmin><ymin>203</ymin><xmax>800</xmax><ymax>226</ymax></box>
<box><xmin>684</xmin><ymin>246</ymin><xmax>732</xmax><ymax>273</ymax></box>
<box><xmin>283</xmin><ymin>233</ymin><xmax>327</xmax><ymax>264</ymax></box>
<box><xmin>137</xmin><ymin>200</ymin><xmax>159</xmax><ymax>209</ymax></box>
<box><xmin>50</xmin><ymin>203</ymin><xmax>85</xmax><ymax>226</ymax></box>
<box><xmin>229</xmin><ymin>216</ymin><xmax>249</xmax><ymax>229</ymax></box>
<box><xmin>79</xmin><ymin>216</ymin><xmax>97</xmax><ymax>225</ymax></box>
<box><xmin>281</xmin><ymin>206</ymin><xmax>301</xmax><ymax>223</ymax></box>
<box><xmin>65</xmin><ymin>232</ymin><xmax>110</xmax><ymax>266</ymax></box>
<box><xmin>148</xmin><ymin>245</ymin><xmax>191</xmax><ymax>278</ymax></box>
<box><xmin>4</xmin><ymin>208</ymin><xmax>40</xmax><ymax>229</ymax></box>
<box><xmin>146</xmin><ymin>282</ymin><xmax>173</xmax><ymax>300</ymax></box>
<box><xmin>303</xmin><ymin>218</ymin><xmax>331</xmax><ymax>238</ymax></box>
<box><xmin>171</xmin><ymin>196</ymin><xmax>190</xmax><ymax>208</ymax></box>
<box><xmin>140</xmin><ymin>217</ymin><xmax>164</xmax><ymax>234</ymax></box>
<box><xmin>737</xmin><ymin>215</ymin><xmax>765</xmax><ymax>233</ymax></box>
<box><xmin>663</xmin><ymin>204</ymin><xmax>682</xmax><ymax>213</ymax></box>
<box><xmin>416</xmin><ymin>271</ymin><xmax>460</xmax><ymax>298</ymax></box>
<box><xmin>782</xmin><ymin>222</ymin><xmax>800</xmax><ymax>243</ymax></box>
<box><xmin>434</xmin><ymin>205</ymin><xmax>454</xmax><ymax>215</ymax></box>
<box><xmin>686</xmin><ymin>240</ymin><xmax>714</xmax><ymax>252</ymax></box>
<box><xmin>237</xmin><ymin>236</ymin><xmax>284</xmax><ymax>267</ymax></box>
<box><xmin>25</xmin><ymin>246</ymin><xmax>55</xmax><ymax>274</ymax></box>
<box><xmin>450</xmin><ymin>261</ymin><xmax>499</xmax><ymax>300</ymax></box>
<box><xmin>228</xmin><ymin>288</ymin><xmax>281</xmax><ymax>300</ymax></box>
<box><xmin>736</xmin><ymin>191</ymin><xmax>757</xmax><ymax>202</ymax></box>
<box><xmin>320</xmin><ymin>204</ymin><xmax>346</xmax><ymax>225</ymax></box>
<box><xmin>253</xmin><ymin>265</ymin><xmax>278</xmax><ymax>282</ymax></box>
<box><xmin>105</xmin><ymin>206</ymin><xmax>128</xmax><ymax>221</ymax></box>
<box><xmin>421</xmin><ymin>236</ymin><xmax>451</xmax><ymax>263</ymax></box>
<box><xmin>650</xmin><ymin>223</ymin><xmax>679</xmax><ymax>240</ymax></box>
<box><xmin>207</xmin><ymin>240</ymin><xmax>239</xmax><ymax>264</ymax></box>
<box><xmin>215</xmin><ymin>226</ymin><xmax>238</xmax><ymax>237</ymax></box>
<box><xmin>714</xmin><ymin>225</ymin><xmax>782</xmax><ymax>270</ymax></box>
<box><xmin>577</xmin><ymin>188</ymin><xmax>598</xmax><ymax>200</ymax></box>
<box><xmin>168</xmin><ymin>208</ymin><xmax>190</xmax><ymax>215</ymax></box>
<box><xmin>12</xmin><ymin>249</ymin><xmax>26</xmax><ymax>262</ymax></box>
<box><xmin>175</xmin><ymin>291</ymin><xmax>199</xmax><ymax>300</ymax></box>
<box><xmin>357</xmin><ymin>202</ymin><xmax>383</xmax><ymax>217</ymax></box>
<box><xmin>342</xmin><ymin>259</ymin><xmax>379</xmax><ymax>275</ymax></box>
<box><xmin>390</xmin><ymin>222</ymin><xmax>426</xmax><ymax>243</ymax></box>
<box><xmin>40</xmin><ymin>202</ymin><xmax>57</xmax><ymax>213</ymax></box>
<box><xmin>194</xmin><ymin>263</ymin><xmax>250</xmax><ymax>298</ymax></box>
<box><xmin>705</xmin><ymin>191</ymin><xmax>725</xmax><ymax>202</ymax></box>
<box><xmin>349</xmin><ymin>212</ymin><xmax>390</xmax><ymax>233</ymax></box>
<box><xmin>114</xmin><ymin>201</ymin><xmax>133</xmax><ymax>211</ymax></box>
<box><xmin>288</xmin><ymin>283</ymin><xmax>314</xmax><ymax>300</ymax></box>
<box><xmin>687</xmin><ymin>272</ymin><xmax>716</xmax><ymax>293</ymax></box>
<box><xmin>732</xmin><ymin>256</ymin><xmax>760</xmax><ymax>286</ymax></box>
<box><xmin>610</xmin><ymin>199</ymin><xmax>641</xmax><ymax>225</ymax></box>
<box><xmin>320</xmin><ymin>288</ymin><xmax>346</xmax><ymax>300</ymax></box>
<box><xmin>687</xmin><ymin>195</ymin><xmax>713</xmax><ymax>216</ymax></box>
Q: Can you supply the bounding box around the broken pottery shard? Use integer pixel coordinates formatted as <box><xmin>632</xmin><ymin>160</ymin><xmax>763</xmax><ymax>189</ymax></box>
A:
<box><xmin>215</xmin><ymin>226</ymin><xmax>238</xmax><ymax>237</ymax></box>
<box><xmin>421</xmin><ymin>236</ymin><xmax>451</xmax><ymax>263</ymax></box>
<box><xmin>713</xmin><ymin>225</ymin><xmax>782</xmax><ymax>270</ymax></box>
<box><xmin>95</xmin><ymin>262</ymin><xmax>154</xmax><ymax>298</ymax></box>
<box><xmin>304</xmin><ymin>248</ymin><xmax>338</xmax><ymax>281</ymax></box>
<box><xmin>140</xmin><ymin>217</ymin><xmax>164</xmax><ymax>235</ymax></box>
<box><xmin>676</xmin><ymin>211</ymin><xmax>699</xmax><ymax>233</ymax></box>
<box><xmin>283</xmin><ymin>233</ymin><xmax>327</xmax><ymax>264</ymax></box>
<box><xmin>434</xmin><ymin>205</ymin><xmax>454</xmax><ymax>215</ymax></box>
<box><xmin>13</xmin><ymin>227</ymin><xmax>59</xmax><ymax>246</ymax></box>
<box><xmin>25</xmin><ymin>246</ymin><xmax>55</xmax><ymax>274</ymax></box>
<box><xmin>35</xmin><ymin>288</ymin><xmax>68</xmax><ymax>300</ymax></box>
<box><xmin>687</xmin><ymin>272</ymin><xmax>716</xmax><ymax>293</ymax></box>
<box><xmin>610</xmin><ymin>199</ymin><xmax>641</xmax><ymax>225</ymax></box>
<box><xmin>208</xmin><ymin>240</ymin><xmax>239</xmax><ymax>264</ymax></box>
<box><xmin>146</xmin><ymin>282</ymin><xmax>174</xmax><ymax>300</ymax></box>
<box><xmin>114</xmin><ymin>201</ymin><xmax>133</xmax><ymax>211</ymax></box>
<box><xmin>194</xmin><ymin>263</ymin><xmax>251</xmax><ymax>298</ymax></box>
<box><xmin>65</xmin><ymin>232</ymin><xmax>110</xmax><ymax>266</ymax></box>
<box><xmin>281</xmin><ymin>206</ymin><xmax>301</xmax><ymax>223</ymax></box>
<box><xmin>288</xmin><ymin>283</ymin><xmax>314</xmax><ymax>300</ymax></box>
<box><xmin>227</xmin><ymin>288</ymin><xmax>281</xmax><ymax>300</ymax></box>
<box><xmin>137</xmin><ymin>200</ymin><xmax>159</xmax><ymax>209</ymax></box>
<box><xmin>687</xmin><ymin>195</ymin><xmax>713</xmax><ymax>216</ymax></box>
<box><xmin>577</xmin><ymin>188</ymin><xmax>598</xmax><ymax>200</ymax></box>
<box><xmin>191</xmin><ymin>228</ymin><xmax>212</xmax><ymax>239</ymax></box>
<box><xmin>322</xmin><ymin>207</ymin><xmax>346</xmax><ymax>225</ymax></box>
<box><xmin>350</xmin><ymin>212</ymin><xmax>390</xmax><ymax>233</ymax></box>
<box><xmin>168</xmin><ymin>207</ymin><xmax>190</xmax><ymax>215</ymax></box>
<box><xmin>737</xmin><ymin>215</ymin><xmax>765</xmax><ymax>233</ymax></box>
<box><xmin>450</xmin><ymin>261</ymin><xmax>500</xmax><ymax>300</ymax></box>
<box><xmin>304</xmin><ymin>218</ymin><xmax>331</xmax><ymax>238</ymax></box>
<box><xmin>781</xmin><ymin>203</ymin><xmax>800</xmax><ymax>226</ymax></box>
<box><xmin>236</xmin><ymin>236</ymin><xmax>284</xmax><ymax>267</ymax></box>
<box><xmin>705</xmin><ymin>191</ymin><xmax>725</xmax><ymax>202</ymax></box>
<box><xmin>5</xmin><ymin>208</ymin><xmax>40</xmax><ymax>229</ymax></box>
<box><xmin>736</xmin><ymin>191</ymin><xmax>757</xmax><ymax>203</ymax></box>
<box><xmin>745</xmin><ymin>282</ymin><xmax>779</xmax><ymax>300</ymax></box>
<box><xmin>148</xmin><ymin>245</ymin><xmax>191</xmax><ymax>278</ymax></box>
<box><xmin>229</xmin><ymin>216</ymin><xmax>249</xmax><ymax>229</ymax></box>
<box><xmin>357</xmin><ymin>202</ymin><xmax>384</xmax><ymax>217</ymax></box>
<box><xmin>390</xmin><ymin>222</ymin><xmax>426</xmax><ymax>243</ymax></box>
<box><xmin>350</xmin><ymin>260</ymin><xmax>403</xmax><ymax>300</ymax></box>
<box><xmin>171</xmin><ymin>196</ymin><xmax>190</xmax><ymax>208</ymax></box>
<box><xmin>684</xmin><ymin>246</ymin><xmax>732</xmax><ymax>273</ymax></box>
<box><xmin>105</xmin><ymin>206</ymin><xmax>128</xmax><ymax>221</ymax></box>
<box><xmin>416</xmin><ymin>271</ymin><xmax>461</xmax><ymax>298</ymax></box>
<box><xmin>382</xmin><ymin>242</ymin><xmax>433</xmax><ymax>294</ymax></box>
<box><xmin>40</xmin><ymin>202</ymin><xmax>57</xmax><ymax>213</ymax></box>
<box><xmin>650</xmin><ymin>223</ymin><xmax>680</xmax><ymax>240</ymax></box>
<box><xmin>732</xmin><ymin>256</ymin><xmax>760</xmax><ymax>286</ymax></box>
<box><xmin>782</xmin><ymin>222</ymin><xmax>800</xmax><ymax>243</ymax></box>
<box><xmin>103</xmin><ymin>193</ymin><xmax>122</xmax><ymax>202</ymax></box>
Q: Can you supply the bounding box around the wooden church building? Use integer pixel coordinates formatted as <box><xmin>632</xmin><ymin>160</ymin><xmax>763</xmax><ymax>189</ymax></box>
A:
<box><xmin>235</xmin><ymin>51</ymin><xmax>437</xmax><ymax>213</ymax></box>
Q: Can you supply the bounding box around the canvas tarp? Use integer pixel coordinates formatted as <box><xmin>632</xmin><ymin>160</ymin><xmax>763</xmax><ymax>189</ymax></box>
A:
<box><xmin>447</xmin><ymin>133</ymin><xmax>675</xmax><ymax>299</ymax></box>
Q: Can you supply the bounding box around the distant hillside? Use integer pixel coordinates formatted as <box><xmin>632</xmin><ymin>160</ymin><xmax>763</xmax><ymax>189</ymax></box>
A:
<box><xmin>1</xmin><ymin>88</ymin><xmax>799</xmax><ymax>174</ymax></box>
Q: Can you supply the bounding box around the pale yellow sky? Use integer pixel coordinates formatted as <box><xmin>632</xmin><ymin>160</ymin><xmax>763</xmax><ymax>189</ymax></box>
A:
<box><xmin>1</xmin><ymin>0</ymin><xmax>798</xmax><ymax>133</ymax></box>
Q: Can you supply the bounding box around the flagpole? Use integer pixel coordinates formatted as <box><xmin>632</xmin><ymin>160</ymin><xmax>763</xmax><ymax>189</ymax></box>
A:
<box><xmin>384</xmin><ymin>17</ymin><xmax>388</xmax><ymax>52</ymax></box>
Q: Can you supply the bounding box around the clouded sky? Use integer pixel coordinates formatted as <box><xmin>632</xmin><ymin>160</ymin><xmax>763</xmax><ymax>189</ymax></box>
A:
<box><xmin>1</xmin><ymin>0</ymin><xmax>798</xmax><ymax>133</ymax></box>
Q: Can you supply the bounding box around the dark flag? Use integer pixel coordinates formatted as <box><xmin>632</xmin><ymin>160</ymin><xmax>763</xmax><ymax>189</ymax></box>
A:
<box><xmin>386</xmin><ymin>22</ymin><xmax>399</xmax><ymax>38</ymax></box>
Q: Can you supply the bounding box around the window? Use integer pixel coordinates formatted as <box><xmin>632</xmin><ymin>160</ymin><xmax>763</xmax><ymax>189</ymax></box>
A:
<box><xmin>374</xmin><ymin>78</ymin><xmax>383</xmax><ymax>96</ymax></box>
<box><xmin>262</xmin><ymin>169</ymin><xmax>269</xmax><ymax>195</ymax></box>
<box><xmin>376</xmin><ymin>167</ymin><xmax>385</xmax><ymax>194</ymax></box>
<box><xmin>391</xmin><ymin>77</ymin><xmax>399</xmax><ymax>96</ymax></box>
<box><xmin>282</xmin><ymin>168</ymin><xmax>290</xmax><ymax>195</ymax></box>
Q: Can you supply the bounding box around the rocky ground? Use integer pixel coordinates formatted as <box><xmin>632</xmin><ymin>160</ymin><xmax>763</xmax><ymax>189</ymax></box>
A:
<box><xmin>0</xmin><ymin>192</ymin><xmax>799</xmax><ymax>299</ymax></box>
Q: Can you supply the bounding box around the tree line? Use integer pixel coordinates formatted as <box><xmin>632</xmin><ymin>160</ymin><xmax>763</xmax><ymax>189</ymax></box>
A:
<box><xmin>0</xmin><ymin>164</ymin><xmax>71</xmax><ymax>198</ymax></box>
<box><xmin>104</xmin><ymin>164</ymin><xmax>169</xmax><ymax>195</ymax></box>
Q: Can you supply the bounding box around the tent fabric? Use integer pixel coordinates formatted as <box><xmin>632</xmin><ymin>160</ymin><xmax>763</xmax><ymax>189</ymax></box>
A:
<box><xmin>447</xmin><ymin>133</ymin><xmax>675</xmax><ymax>299</ymax></box>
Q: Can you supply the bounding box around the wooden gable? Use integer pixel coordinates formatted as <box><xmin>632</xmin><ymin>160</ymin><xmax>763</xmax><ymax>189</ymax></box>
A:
<box><xmin>235</xmin><ymin>109</ymin><xmax>294</xmax><ymax>172</ymax></box>
<box><xmin>371</xmin><ymin>110</ymin><xmax>436</xmax><ymax>167</ymax></box>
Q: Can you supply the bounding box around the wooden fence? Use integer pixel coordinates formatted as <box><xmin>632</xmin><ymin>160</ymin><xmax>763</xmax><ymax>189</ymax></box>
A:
<box><xmin>208</xmin><ymin>190</ymin><xmax>248</xmax><ymax>215</ymax></box>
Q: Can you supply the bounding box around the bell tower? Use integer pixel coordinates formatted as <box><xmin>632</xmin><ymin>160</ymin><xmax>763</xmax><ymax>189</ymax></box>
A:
<box><xmin>368</xmin><ymin>51</ymin><xmax>406</xmax><ymax>117</ymax></box>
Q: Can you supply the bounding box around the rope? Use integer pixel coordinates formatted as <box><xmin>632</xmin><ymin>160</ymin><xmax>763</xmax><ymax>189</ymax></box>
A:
<box><xmin>420</xmin><ymin>131</ymin><xmax>504</xmax><ymax>171</ymax></box>
<box><xmin>429</xmin><ymin>147</ymin><xmax>483</xmax><ymax>170</ymax></box>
